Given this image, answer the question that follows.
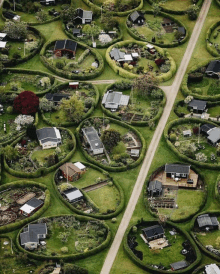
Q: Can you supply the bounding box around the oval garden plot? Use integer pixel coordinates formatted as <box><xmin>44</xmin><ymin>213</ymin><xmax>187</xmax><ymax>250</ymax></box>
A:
<box><xmin>127</xmin><ymin>11</ymin><xmax>187</xmax><ymax>47</ymax></box>
<box><xmin>101</xmin><ymin>81</ymin><xmax>165</xmax><ymax>125</ymax></box>
<box><xmin>76</xmin><ymin>117</ymin><xmax>146</xmax><ymax>171</ymax></box>
<box><xmin>54</xmin><ymin>162</ymin><xmax>123</xmax><ymax>218</ymax></box>
<box><xmin>40</xmin><ymin>82</ymin><xmax>99</xmax><ymax>126</ymax></box>
<box><xmin>17</xmin><ymin>215</ymin><xmax>110</xmax><ymax>259</ymax></box>
<box><xmin>206</xmin><ymin>21</ymin><xmax>220</xmax><ymax>57</ymax></box>
<box><xmin>145</xmin><ymin>164</ymin><xmax>206</xmax><ymax>222</ymax></box>
<box><xmin>148</xmin><ymin>0</ymin><xmax>194</xmax><ymax>13</ymax></box>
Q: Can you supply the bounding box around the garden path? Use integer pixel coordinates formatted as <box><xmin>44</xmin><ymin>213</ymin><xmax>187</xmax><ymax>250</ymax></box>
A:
<box><xmin>100</xmin><ymin>1</ymin><xmax>212</xmax><ymax>273</ymax></box>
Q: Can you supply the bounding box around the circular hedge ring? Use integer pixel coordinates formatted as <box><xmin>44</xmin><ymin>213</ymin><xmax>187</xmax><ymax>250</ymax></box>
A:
<box><xmin>206</xmin><ymin>21</ymin><xmax>220</xmax><ymax>57</ymax></box>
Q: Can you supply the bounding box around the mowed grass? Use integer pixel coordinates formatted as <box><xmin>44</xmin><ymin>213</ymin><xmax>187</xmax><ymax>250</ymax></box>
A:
<box><xmin>159</xmin><ymin>0</ymin><xmax>192</xmax><ymax>11</ymax></box>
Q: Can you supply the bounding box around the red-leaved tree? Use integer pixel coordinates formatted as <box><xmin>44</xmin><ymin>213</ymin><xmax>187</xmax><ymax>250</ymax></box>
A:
<box><xmin>13</xmin><ymin>91</ymin><xmax>39</xmax><ymax>115</ymax></box>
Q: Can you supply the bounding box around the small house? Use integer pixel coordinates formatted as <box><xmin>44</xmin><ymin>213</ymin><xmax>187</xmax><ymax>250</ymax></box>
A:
<box><xmin>0</xmin><ymin>41</ymin><xmax>7</xmax><ymax>49</ymax></box>
<box><xmin>109</xmin><ymin>48</ymin><xmax>125</xmax><ymax>61</ymax></box>
<box><xmin>146</xmin><ymin>44</ymin><xmax>156</xmax><ymax>54</ymax></box>
<box><xmin>63</xmin><ymin>187</ymin><xmax>83</xmax><ymax>203</ymax></box>
<box><xmin>74</xmin><ymin>8</ymin><xmax>93</xmax><ymax>24</ymax></box>
<box><xmin>129</xmin><ymin>11</ymin><xmax>145</xmax><ymax>25</ymax></box>
<box><xmin>45</xmin><ymin>93</ymin><xmax>70</xmax><ymax>105</ymax></box>
<box><xmin>148</xmin><ymin>180</ymin><xmax>162</xmax><ymax>197</ymax></box>
<box><xmin>36</xmin><ymin>127</ymin><xmax>61</xmax><ymax>149</ymax></box>
<box><xmin>170</xmin><ymin>261</ymin><xmax>188</xmax><ymax>271</ymax></box>
<box><xmin>183</xmin><ymin>129</ymin><xmax>192</xmax><ymax>137</ymax></box>
<box><xmin>206</xmin><ymin>127</ymin><xmax>220</xmax><ymax>146</ymax></box>
<box><xmin>177</xmin><ymin>27</ymin><xmax>186</xmax><ymax>37</ymax></box>
<box><xmin>3</xmin><ymin>11</ymin><xmax>20</xmax><ymax>21</ymax></box>
<box><xmin>69</xmin><ymin>82</ymin><xmax>79</xmax><ymax>89</ymax></box>
<box><xmin>20</xmin><ymin>223</ymin><xmax>47</xmax><ymax>250</ymax></box>
<box><xmin>205</xmin><ymin>60</ymin><xmax>220</xmax><ymax>77</ymax></box>
<box><xmin>205</xmin><ymin>264</ymin><xmax>220</xmax><ymax>274</ymax></box>
<box><xmin>54</xmin><ymin>39</ymin><xmax>77</xmax><ymax>58</ymax></box>
<box><xmin>74</xmin><ymin>162</ymin><xmax>86</xmax><ymax>172</ymax></box>
<box><xmin>130</xmin><ymin>149</ymin><xmax>140</xmax><ymax>158</ymax></box>
<box><xmin>0</xmin><ymin>33</ymin><xmax>7</xmax><ymax>41</ymax></box>
<box><xmin>165</xmin><ymin>164</ymin><xmax>190</xmax><ymax>179</ymax></box>
<box><xmin>82</xmin><ymin>127</ymin><xmax>104</xmax><ymax>155</ymax></box>
<box><xmin>131</xmin><ymin>52</ymin><xmax>139</xmax><ymax>61</ymax></box>
<box><xmin>102</xmin><ymin>90</ymin><xmax>130</xmax><ymax>111</ymax></box>
<box><xmin>201</xmin><ymin>123</ymin><xmax>216</xmax><ymax>135</ymax></box>
<box><xmin>197</xmin><ymin>214</ymin><xmax>219</xmax><ymax>231</ymax></box>
<box><xmin>142</xmin><ymin>224</ymin><xmax>164</xmax><ymax>242</ymax></box>
<box><xmin>59</xmin><ymin>162</ymin><xmax>85</xmax><ymax>182</ymax></box>
<box><xmin>40</xmin><ymin>0</ymin><xmax>56</xmax><ymax>5</ymax></box>
<box><xmin>20</xmin><ymin>198</ymin><xmax>43</xmax><ymax>216</ymax></box>
<box><xmin>188</xmin><ymin>99</ymin><xmax>207</xmax><ymax>114</ymax></box>
<box><xmin>73</xmin><ymin>28</ymin><xmax>81</xmax><ymax>37</ymax></box>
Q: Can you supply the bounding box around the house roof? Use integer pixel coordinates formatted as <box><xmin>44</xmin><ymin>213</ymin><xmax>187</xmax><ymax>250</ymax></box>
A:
<box><xmin>142</xmin><ymin>225</ymin><xmax>164</xmax><ymax>239</ymax></box>
<box><xmin>178</xmin><ymin>27</ymin><xmax>186</xmax><ymax>35</ymax></box>
<box><xmin>207</xmin><ymin>127</ymin><xmax>220</xmax><ymax>144</ymax></box>
<box><xmin>170</xmin><ymin>261</ymin><xmax>188</xmax><ymax>271</ymax></box>
<box><xmin>0</xmin><ymin>33</ymin><xmax>7</xmax><ymax>38</ymax></box>
<box><xmin>206</xmin><ymin>60</ymin><xmax>220</xmax><ymax>74</ymax></box>
<box><xmin>20</xmin><ymin>198</ymin><xmax>43</xmax><ymax>214</ymax></box>
<box><xmin>20</xmin><ymin>223</ymin><xmax>47</xmax><ymax>245</ymax></box>
<box><xmin>3</xmin><ymin>11</ymin><xmax>16</xmax><ymax>19</ymax></box>
<box><xmin>188</xmin><ymin>99</ymin><xmax>207</xmax><ymax>111</ymax></box>
<box><xmin>148</xmin><ymin>180</ymin><xmax>162</xmax><ymax>192</ymax></box>
<box><xmin>36</xmin><ymin>127</ymin><xmax>61</xmax><ymax>144</ymax></box>
<box><xmin>54</xmin><ymin>40</ymin><xmax>77</xmax><ymax>52</ymax></box>
<box><xmin>73</xmin><ymin>28</ymin><xmax>81</xmax><ymax>34</ymax></box>
<box><xmin>82</xmin><ymin>127</ymin><xmax>104</xmax><ymax>151</ymax></box>
<box><xmin>165</xmin><ymin>164</ymin><xmax>190</xmax><ymax>174</ymax></box>
<box><xmin>59</xmin><ymin>162</ymin><xmax>82</xmax><ymax>177</ymax></box>
<box><xmin>201</xmin><ymin>123</ymin><xmax>216</xmax><ymax>134</ymax></box>
<box><xmin>109</xmin><ymin>48</ymin><xmax>125</xmax><ymax>61</ymax></box>
<box><xmin>102</xmin><ymin>91</ymin><xmax>130</xmax><ymax>109</ymax></box>
<box><xmin>0</xmin><ymin>41</ymin><xmax>7</xmax><ymax>48</ymax></box>
<box><xmin>45</xmin><ymin>93</ymin><xmax>70</xmax><ymax>103</ymax></box>
<box><xmin>130</xmin><ymin>11</ymin><xmax>145</xmax><ymax>22</ymax></box>
<box><xmin>183</xmin><ymin>129</ymin><xmax>191</xmax><ymax>136</ymax></box>
<box><xmin>197</xmin><ymin>214</ymin><xmax>219</xmax><ymax>228</ymax></box>
<box><xmin>205</xmin><ymin>264</ymin><xmax>220</xmax><ymax>274</ymax></box>
<box><xmin>74</xmin><ymin>162</ymin><xmax>86</xmax><ymax>170</ymax></box>
<box><xmin>75</xmin><ymin>8</ymin><xmax>93</xmax><ymax>20</ymax></box>
<box><xmin>63</xmin><ymin>187</ymin><xmax>83</xmax><ymax>202</ymax></box>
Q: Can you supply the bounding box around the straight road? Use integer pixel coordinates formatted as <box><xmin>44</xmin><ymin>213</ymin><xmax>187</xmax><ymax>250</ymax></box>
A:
<box><xmin>100</xmin><ymin>0</ymin><xmax>212</xmax><ymax>273</ymax></box>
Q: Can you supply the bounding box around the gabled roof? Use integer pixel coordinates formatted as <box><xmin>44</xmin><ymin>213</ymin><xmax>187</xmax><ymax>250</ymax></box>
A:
<box><xmin>130</xmin><ymin>11</ymin><xmax>145</xmax><ymax>22</ymax></box>
<box><xmin>142</xmin><ymin>225</ymin><xmax>164</xmax><ymax>239</ymax></box>
<box><xmin>178</xmin><ymin>27</ymin><xmax>186</xmax><ymax>35</ymax></box>
<box><xmin>206</xmin><ymin>60</ymin><xmax>220</xmax><ymax>74</ymax></box>
<box><xmin>170</xmin><ymin>261</ymin><xmax>188</xmax><ymax>271</ymax></box>
<box><xmin>109</xmin><ymin>48</ymin><xmax>125</xmax><ymax>61</ymax></box>
<box><xmin>102</xmin><ymin>90</ymin><xmax>130</xmax><ymax>109</ymax></box>
<box><xmin>36</xmin><ymin>127</ymin><xmax>61</xmax><ymax>144</ymax></box>
<box><xmin>45</xmin><ymin>93</ymin><xmax>70</xmax><ymax>103</ymax></box>
<box><xmin>54</xmin><ymin>40</ymin><xmax>77</xmax><ymax>52</ymax></box>
<box><xmin>207</xmin><ymin>127</ymin><xmax>220</xmax><ymax>143</ymax></box>
<box><xmin>165</xmin><ymin>164</ymin><xmax>190</xmax><ymax>174</ymax></box>
<box><xmin>75</xmin><ymin>8</ymin><xmax>93</xmax><ymax>20</ymax></box>
<box><xmin>197</xmin><ymin>214</ymin><xmax>219</xmax><ymax>228</ymax></box>
<box><xmin>59</xmin><ymin>162</ymin><xmax>82</xmax><ymax>177</ymax></box>
<box><xmin>63</xmin><ymin>187</ymin><xmax>83</xmax><ymax>202</ymax></box>
<box><xmin>148</xmin><ymin>180</ymin><xmax>162</xmax><ymax>192</ymax></box>
<box><xmin>201</xmin><ymin>123</ymin><xmax>216</xmax><ymax>134</ymax></box>
<box><xmin>188</xmin><ymin>99</ymin><xmax>207</xmax><ymax>111</ymax></box>
<box><xmin>74</xmin><ymin>162</ymin><xmax>86</xmax><ymax>170</ymax></box>
<box><xmin>3</xmin><ymin>11</ymin><xmax>16</xmax><ymax>19</ymax></box>
<box><xmin>82</xmin><ymin>127</ymin><xmax>103</xmax><ymax>151</ymax></box>
<box><xmin>20</xmin><ymin>223</ymin><xmax>47</xmax><ymax>245</ymax></box>
<box><xmin>205</xmin><ymin>264</ymin><xmax>220</xmax><ymax>274</ymax></box>
<box><xmin>26</xmin><ymin>198</ymin><xmax>43</xmax><ymax>209</ymax></box>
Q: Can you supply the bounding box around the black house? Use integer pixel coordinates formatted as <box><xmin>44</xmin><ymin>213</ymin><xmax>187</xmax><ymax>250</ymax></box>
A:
<box><xmin>165</xmin><ymin>164</ymin><xmax>190</xmax><ymax>179</ymax></box>
<box><xmin>54</xmin><ymin>39</ymin><xmax>77</xmax><ymax>58</ymax></box>
<box><xmin>142</xmin><ymin>225</ymin><xmax>164</xmax><ymax>242</ymax></box>
<box><xmin>74</xmin><ymin>8</ymin><xmax>93</xmax><ymax>24</ymax></box>
<box><xmin>45</xmin><ymin>93</ymin><xmax>70</xmax><ymax>105</ymax></box>
<box><xmin>188</xmin><ymin>99</ymin><xmax>207</xmax><ymax>114</ymax></box>
<box><xmin>73</xmin><ymin>28</ymin><xmax>81</xmax><ymax>37</ymax></box>
<box><xmin>197</xmin><ymin>214</ymin><xmax>219</xmax><ymax>231</ymax></box>
<box><xmin>129</xmin><ymin>11</ymin><xmax>145</xmax><ymax>25</ymax></box>
<box><xmin>148</xmin><ymin>180</ymin><xmax>162</xmax><ymax>197</ymax></box>
<box><xmin>200</xmin><ymin>123</ymin><xmax>216</xmax><ymax>135</ymax></box>
<box><xmin>205</xmin><ymin>60</ymin><xmax>220</xmax><ymax>78</ymax></box>
<box><xmin>170</xmin><ymin>261</ymin><xmax>189</xmax><ymax>271</ymax></box>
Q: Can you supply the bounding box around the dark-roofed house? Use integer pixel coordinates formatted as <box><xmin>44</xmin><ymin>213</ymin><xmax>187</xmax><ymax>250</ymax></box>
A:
<box><xmin>36</xmin><ymin>127</ymin><xmax>61</xmax><ymax>149</ymax></box>
<box><xmin>165</xmin><ymin>164</ymin><xmax>190</xmax><ymax>179</ymax></box>
<box><xmin>197</xmin><ymin>214</ymin><xmax>219</xmax><ymax>231</ymax></box>
<box><xmin>206</xmin><ymin>60</ymin><xmax>220</xmax><ymax>77</ymax></box>
<box><xmin>45</xmin><ymin>93</ymin><xmax>70</xmax><ymax>105</ymax></box>
<box><xmin>59</xmin><ymin>162</ymin><xmax>85</xmax><ymax>182</ymax></box>
<box><xmin>74</xmin><ymin>8</ymin><xmax>93</xmax><ymax>24</ymax></box>
<box><xmin>102</xmin><ymin>90</ymin><xmax>130</xmax><ymax>111</ymax></box>
<box><xmin>109</xmin><ymin>48</ymin><xmax>125</xmax><ymax>61</ymax></box>
<box><xmin>142</xmin><ymin>225</ymin><xmax>164</xmax><ymax>242</ymax></box>
<box><xmin>188</xmin><ymin>99</ymin><xmax>207</xmax><ymax>114</ymax></box>
<box><xmin>82</xmin><ymin>127</ymin><xmax>104</xmax><ymax>155</ymax></box>
<box><xmin>178</xmin><ymin>27</ymin><xmax>186</xmax><ymax>37</ymax></box>
<box><xmin>20</xmin><ymin>198</ymin><xmax>44</xmax><ymax>216</ymax></box>
<box><xmin>54</xmin><ymin>39</ymin><xmax>77</xmax><ymax>58</ymax></box>
<box><xmin>170</xmin><ymin>261</ymin><xmax>189</xmax><ymax>271</ymax></box>
<box><xmin>3</xmin><ymin>11</ymin><xmax>20</xmax><ymax>21</ymax></box>
<box><xmin>207</xmin><ymin>127</ymin><xmax>220</xmax><ymax>146</ymax></box>
<box><xmin>201</xmin><ymin>123</ymin><xmax>216</xmax><ymax>135</ymax></box>
<box><xmin>20</xmin><ymin>223</ymin><xmax>47</xmax><ymax>250</ymax></box>
<box><xmin>148</xmin><ymin>180</ymin><xmax>162</xmax><ymax>197</ymax></box>
<box><xmin>73</xmin><ymin>28</ymin><xmax>81</xmax><ymax>37</ymax></box>
<box><xmin>63</xmin><ymin>187</ymin><xmax>83</xmax><ymax>203</ymax></box>
<box><xmin>129</xmin><ymin>11</ymin><xmax>145</xmax><ymax>25</ymax></box>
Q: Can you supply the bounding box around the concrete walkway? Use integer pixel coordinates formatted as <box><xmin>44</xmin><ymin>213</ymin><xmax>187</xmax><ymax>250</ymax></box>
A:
<box><xmin>100</xmin><ymin>1</ymin><xmax>212</xmax><ymax>273</ymax></box>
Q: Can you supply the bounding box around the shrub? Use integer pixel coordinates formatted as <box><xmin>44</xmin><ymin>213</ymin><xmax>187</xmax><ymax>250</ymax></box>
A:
<box><xmin>132</xmin><ymin>226</ymin><xmax>137</xmax><ymax>232</ymax></box>
<box><xmin>56</xmin><ymin>60</ymin><xmax>65</xmax><ymax>70</ymax></box>
<box><xmin>195</xmin><ymin>152</ymin><xmax>207</xmax><ymax>162</ymax></box>
<box><xmin>14</xmin><ymin>91</ymin><xmax>39</xmax><ymax>115</ymax></box>
<box><xmin>13</xmin><ymin>52</ymin><xmax>21</xmax><ymax>59</ymax></box>
<box><xmin>111</xmin><ymin>217</ymin><xmax>117</xmax><ymax>223</ymax></box>
<box><xmin>61</xmin><ymin>246</ymin><xmax>69</xmax><ymax>253</ymax></box>
<box><xmin>6</xmin><ymin>106</ymin><xmax>13</xmax><ymax>114</ymax></box>
<box><xmin>169</xmin><ymin>133</ymin><xmax>177</xmax><ymax>142</ymax></box>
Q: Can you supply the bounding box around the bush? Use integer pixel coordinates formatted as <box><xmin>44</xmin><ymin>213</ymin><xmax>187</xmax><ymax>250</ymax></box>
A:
<box><xmin>6</xmin><ymin>106</ymin><xmax>13</xmax><ymax>114</ymax></box>
<box><xmin>56</xmin><ymin>60</ymin><xmax>65</xmax><ymax>69</ymax></box>
<box><xmin>61</xmin><ymin>247</ymin><xmax>69</xmax><ymax>253</ymax></box>
<box><xmin>111</xmin><ymin>217</ymin><xmax>117</xmax><ymax>223</ymax></box>
<box><xmin>169</xmin><ymin>133</ymin><xmax>176</xmax><ymax>142</ymax></box>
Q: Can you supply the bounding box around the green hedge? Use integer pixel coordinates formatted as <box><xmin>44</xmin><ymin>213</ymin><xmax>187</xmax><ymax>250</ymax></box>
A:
<box><xmin>52</xmin><ymin>161</ymin><xmax>125</xmax><ymax>219</ymax></box>
<box><xmin>76</xmin><ymin>116</ymin><xmax>146</xmax><ymax>172</ymax></box>
<box><xmin>3</xmin><ymin>26</ymin><xmax>45</xmax><ymax>67</ymax></box>
<box><xmin>215</xmin><ymin>174</ymin><xmax>220</xmax><ymax>204</ymax></box>
<box><xmin>81</xmin><ymin>0</ymin><xmax>143</xmax><ymax>16</ymax></box>
<box><xmin>40</xmin><ymin>39</ymin><xmax>104</xmax><ymax>80</ymax></box>
<box><xmin>105</xmin><ymin>40</ymin><xmax>176</xmax><ymax>82</ymax></box>
<box><xmin>164</xmin><ymin>118</ymin><xmax>220</xmax><ymax>169</ymax></box>
<box><xmin>206</xmin><ymin>20</ymin><xmax>220</xmax><ymax>57</ymax></box>
<box><xmin>4</xmin><ymin>127</ymin><xmax>76</xmax><ymax>178</ymax></box>
<box><xmin>41</xmin><ymin>81</ymin><xmax>99</xmax><ymax>127</ymax></box>
<box><xmin>215</xmin><ymin>0</ymin><xmax>220</xmax><ymax>8</ymax></box>
<box><xmin>124</xmin><ymin>219</ymin><xmax>201</xmax><ymax>273</ymax></box>
<box><xmin>126</xmin><ymin>10</ymin><xmax>189</xmax><ymax>48</ymax></box>
<box><xmin>101</xmin><ymin>81</ymin><xmax>166</xmax><ymax>126</ymax></box>
<box><xmin>0</xmin><ymin>180</ymin><xmax>50</xmax><ymax>233</ymax></box>
<box><xmin>181</xmin><ymin>57</ymin><xmax>220</xmax><ymax>101</ymax></box>
<box><xmin>16</xmin><ymin>214</ymin><xmax>111</xmax><ymax>260</ymax></box>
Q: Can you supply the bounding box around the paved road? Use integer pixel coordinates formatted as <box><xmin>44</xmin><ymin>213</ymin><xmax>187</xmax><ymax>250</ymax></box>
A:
<box><xmin>100</xmin><ymin>1</ymin><xmax>212</xmax><ymax>273</ymax></box>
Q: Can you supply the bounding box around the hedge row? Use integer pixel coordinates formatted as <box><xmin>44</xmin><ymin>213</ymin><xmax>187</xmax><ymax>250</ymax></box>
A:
<box><xmin>4</xmin><ymin>127</ymin><xmax>76</xmax><ymax>178</ymax></box>
<box><xmin>126</xmin><ymin>10</ymin><xmax>189</xmax><ymax>48</ymax></box>
<box><xmin>164</xmin><ymin>118</ymin><xmax>220</xmax><ymax>169</ymax></box>
<box><xmin>52</xmin><ymin>161</ymin><xmax>125</xmax><ymax>219</ymax></box>
<box><xmin>40</xmin><ymin>39</ymin><xmax>104</xmax><ymax>80</ymax></box>
<box><xmin>124</xmin><ymin>219</ymin><xmax>201</xmax><ymax>273</ymax></box>
<box><xmin>16</xmin><ymin>214</ymin><xmax>111</xmax><ymax>260</ymax></box>
<box><xmin>105</xmin><ymin>40</ymin><xmax>176</xmax><ymax>82</ymax></box>
<box><xmin>41</xmin><ymin>81</ymin><xmax>100</xmax><ymax>127</ymax></box>
<box><xmin>206</xmin><ymin>20</ymin><xmax>220</xmax><ymax>57</ymax></box>
<box><xmin>76</xmin><ymin>116</ymin><xmax>147</xmax><ymax>172</ymax></box>
<box><xmin>0</xmin><ymin>180</ymin><xmax>50</xmax><ymax>233</ymax></box>
<box><xmin>215</xmin><ymin>174</ymin><xmax>220</xmax><ymax>204</ymax></box>
<box><xmin>3</xmin><ymin>26</ymin><xmax>45</xmax><ymax>67</ymax></box>
<box><xmin>3</xmin><ymin>68</ymin><xmax>57</xmax><ymax>95</ymax></box>
<box><xmin>181</xmin><ymin>57</ymin><xmax>220</xmax><ymax>101</ymax></box>
<box><xmin>100</xmin><ymin>81</ymin><xmax>166</xmax><ymax>126</ymax></box>
<box><xmin>147</xmin><ymin>0</ymin><xmax>204</xmax><ymax>15</ymax></box>
<box><xmin>215</xmin><ymin>0</ymin><xmax>220</xmax><ymax>8</ymax></box>
<box><xmin>81</xmin><ymin>0</ymin><xmax>143</xmax><ymax>17</ymax></box>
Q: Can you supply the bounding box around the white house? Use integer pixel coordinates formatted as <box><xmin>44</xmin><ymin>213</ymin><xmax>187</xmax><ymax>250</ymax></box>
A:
<box><xmin>36</xmin><ymin>127</ymin><xmax>61</xmax><ymax>149</ymax></box>
<box><xmin>82</xmin><ymin>127</ymin><xmax>104</xmax><ymax>155</ymax></box>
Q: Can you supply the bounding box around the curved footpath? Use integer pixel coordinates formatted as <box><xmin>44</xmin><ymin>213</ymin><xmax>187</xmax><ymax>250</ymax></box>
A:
<box><xmin>100</xmin><ymin>0</ymin><xmax>212</xmax><ymax>273</ymax></box>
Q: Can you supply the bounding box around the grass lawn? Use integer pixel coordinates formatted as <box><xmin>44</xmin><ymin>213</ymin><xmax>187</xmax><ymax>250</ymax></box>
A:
<box><xmin>188</xmin><ymin>77</ymin><xmax>220</xmax><ymax>96</ymax></box>
<box><xmin>207</xmin><ymin>105</ymin><xmax>220</xmax><ymax>117</ymax></box>
<box><xmin>159</xmin><ymin>0</ymin><xmax>192</xmax><ymax>11</ymax></box>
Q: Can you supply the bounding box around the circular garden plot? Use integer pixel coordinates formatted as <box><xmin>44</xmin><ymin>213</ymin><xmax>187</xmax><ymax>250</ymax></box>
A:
<box><xmin>76</xmin><ymin>117</ymin><xmax>146</xmax><ymax>171</ymax></box>
<box><xmin>125</xmin><ymin>220</ymin><xmax>199</xmax><ymax>272</ymax></box>
<box><xmin>54</xmin><ymin>162</ymin><xmax>124</xmax><ymax>218</ymax></box>
<box><xmin>0</xmin><ymin>181</ymin><xmax>50</xmax><ymax>233</ymax></box>
<box><xmin>17</xmin><ymin>215</ymin><xmax>110</xmax><ymax>259</ymax></box>
<box><xmin>101</xmin><ymin>81</ymin><xmax>165</xmax><ymax>125</ymax></box>
<box><xmin>106</xmin><ymin>40</ymin><xmax>176</xmax><ymax>81</ymax></box>
<box><xmin>148</xmin><ymin>0</ymin><xmax>197</xmax><ymax>14</ymax></box>
<box><xmin>127</xmin><ymin>11</ymin><xmax>187</xmax><ymax>47</ymax></box>
<box><xmin>206</xmin><ymin>21</ymin><xmax>220</xmax><ymax>57</ymax></box>
<box><xmin>40</xmin><ymin>82</ymin><xmax>99</xmax><ymax>126</ymax></box>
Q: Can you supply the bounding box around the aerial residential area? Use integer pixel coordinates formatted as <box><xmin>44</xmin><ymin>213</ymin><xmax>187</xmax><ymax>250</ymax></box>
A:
<box><xmin>0</xmin><ymin>0</ymin><xmax>220</xmax><ymax>273</ymax></box>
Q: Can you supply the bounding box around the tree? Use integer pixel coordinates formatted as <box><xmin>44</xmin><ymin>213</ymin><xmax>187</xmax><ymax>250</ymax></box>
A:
<box><xmin>184</xmin><ymin>95</ymin><xmax>193</xmax><ymax>104</ymax></box>
<box><xmin>101</xmin><ymin>129</ymin><xmax>121</xmax><ymax>152</ymax></box>
<box><xmin>186</xmin><ymin>5</ymin><xmax>199</xmax><ymax>20</ymax></box>
<box><xmin>59</xmin><ymin>95</ymin><xmax>84</xmax><ymax>123</ymax></box>
<box><xmin>3</xmin><ymin>145</ymin><xmax>18</xmax><ymax>161</ymax></box>
<box><xmin>101</xmin><ymin>13</ymin><xmax>118</xmax><ymax>31</ymax></box>
<box><xmin>152</xmin><ymin>3</ymin><xmax>161</xmax><ymax>17</ymax></box>
<box><xmin>39</xmin><ymin>98</ymin><xmax>55</xmax><ymax>112</ymax></box>
<box><xmin>26</xmin><ymin>124</ymin><xmax>37</xmax><ymax>140</ymax></box>
<box><xmin>13</xmin><ymin>91</ymin><xmax>39</xmax><ymax>115</ymax></box>
<box><xmin>133</xmin><ymin>73</ymin><xmax>159</xmax><ymax>98</ymax></box>
<box><xmin>195</xmin><ymin>152</ymin><xmax>207</xmax><ymax>162</ymax></box>
<box><xmin>36</xmin><ymin>10</ymin><xmax>48</xmax><ymax>22</ymax></box>
<box><xmin>47</xmin><ymin>154</ymin><xmax>55</xmax><ymax>167</ymax></box>
<box><xmin>61</xmin><ymin>7</ymin><xmax>77</xmax><ymax>23</ymax></box>
<box><xmin>3</xmin><ymin>21</ymin><xmax>27</xmax><ymax>40</ymax></box>
<box><xmin>64</xmin><ymin>264</ymin><xmax>88</xmax><ymax>274</ymax></box>
<box><xmin>83</xmin><ymin>23</ymin><xmax>101</xmax><ymax>42</ymax></box>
